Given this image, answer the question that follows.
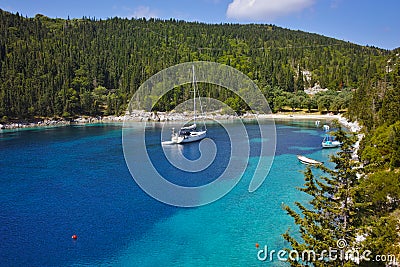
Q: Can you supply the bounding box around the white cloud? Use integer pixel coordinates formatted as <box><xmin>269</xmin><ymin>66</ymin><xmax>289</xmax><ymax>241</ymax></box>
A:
<box><xmin>131</xmin><ymin>6</ymin><xmax>158</xmax><ymax>19</ymax></box>
<box><xmin>226</xmin><ymin>0</ymin><xmax>315</xmax><ymax>20</ymax></box>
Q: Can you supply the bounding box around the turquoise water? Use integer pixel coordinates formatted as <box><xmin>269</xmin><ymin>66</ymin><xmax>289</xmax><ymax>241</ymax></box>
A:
<box><xmin>0</xmin><ymin>120</ymin><xmax>336</xmax><ymax>266</ymax></box>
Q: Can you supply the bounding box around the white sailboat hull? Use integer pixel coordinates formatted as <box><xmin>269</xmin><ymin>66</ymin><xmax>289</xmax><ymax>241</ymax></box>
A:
<box><xmin>321</xmin><ymin>140</ymin><xmax>342</xmax><ymax>148</ymax></box>
<box><xmin>321</xmin><ymin>134</ymin><xmax>342</xmax><ymax>148</ymax></box>
<box><xmin>176</xmin><ymin>130</ymin><xmax>207</xmax><ymax>143</ymax></box>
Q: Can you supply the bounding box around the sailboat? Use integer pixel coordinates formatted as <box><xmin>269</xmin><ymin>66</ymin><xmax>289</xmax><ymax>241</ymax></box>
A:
<box><xmin>167</xmin><ymin>66</ymin><xmax>207</xmax><ymax>144</ymax></box>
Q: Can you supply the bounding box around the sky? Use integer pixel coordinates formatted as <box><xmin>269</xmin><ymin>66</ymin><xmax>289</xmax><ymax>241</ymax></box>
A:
<box><xmin>0</xmin><ymin>0</ymin><xmax>399</xmax><ymax>50</ymax></box>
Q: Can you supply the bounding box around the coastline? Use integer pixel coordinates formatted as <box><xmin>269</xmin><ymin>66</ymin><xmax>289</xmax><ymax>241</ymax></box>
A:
<box><xmin>0</xmin><ymin>110</ymin><xmax>360</xmax><ymax>132</ymax></box>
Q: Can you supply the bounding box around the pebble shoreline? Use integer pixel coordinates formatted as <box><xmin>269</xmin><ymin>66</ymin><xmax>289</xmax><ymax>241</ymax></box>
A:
<box><xmin>0</xmin><ymin>110</ymin><xmax>360</xmax><ymax>132</ymax></box>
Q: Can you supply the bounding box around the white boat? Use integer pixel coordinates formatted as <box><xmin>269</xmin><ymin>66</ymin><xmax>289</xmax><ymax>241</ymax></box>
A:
<box><xmin>170</xmin><ymin>124</ymin><xmax>207</xmax><ymax>144</ymax></box>
<box><xmin>321</xmin><ymin>135</ymin><xmax>342</xmax><ymax>148</ymax></box>
<box><xmin>165</xmin><ymin>66</ymin><xmax>207</xmax><ymax>144</ymax></box>
<box><xmin>297</xmin><ymin>155</ymin><xmax>323</xmax><ymax>165</ymax></box>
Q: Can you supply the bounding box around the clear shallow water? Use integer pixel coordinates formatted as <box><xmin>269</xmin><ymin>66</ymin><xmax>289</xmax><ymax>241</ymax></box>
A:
<box><xmin>0</xmin><ymin>120</ymin><xmax>337</xmax><ymax>266</ymax></box>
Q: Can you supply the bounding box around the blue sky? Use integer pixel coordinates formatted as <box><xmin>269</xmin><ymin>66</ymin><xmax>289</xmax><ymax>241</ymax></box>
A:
<box><xmin>1</xmin><ymin>0</ymin><xmax>398</xmax><ymax>50</ymax></box>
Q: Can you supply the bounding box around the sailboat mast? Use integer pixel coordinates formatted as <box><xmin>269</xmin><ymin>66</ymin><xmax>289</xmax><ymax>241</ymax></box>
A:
<box><xmin>192</xmin><ymin>65</ymin><xmax>196</xmax><ymax>125</ymax></box>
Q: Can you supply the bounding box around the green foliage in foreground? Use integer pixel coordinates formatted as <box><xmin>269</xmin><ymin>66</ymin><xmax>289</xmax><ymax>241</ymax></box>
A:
<box><xmin>283</xmin><ymin>48</ymin><xmax>400</xmax><ymax>265</ymax></box>
<box><xmin>347</xmin><ymin>50</ymin><xmax>400</xmax><ymax>265</ymax></box>
<box><xmin>360</xmin><ymin>121</ymin><xmax>400</xmax><ymax>171</ymax></box>
<box><xmin>284</xmin><ymin>124</ymin><xmax>400</xmax><ymax>266</ymax></box>
<box><xmin>283</xmin><ymin>126</ymin><xmax>361</xmax><ymax>266</ymax></box>
<box><xmin>355</xmin><ymin>171</ymin><xmax>400</xmax><ymax>266</ymax></box>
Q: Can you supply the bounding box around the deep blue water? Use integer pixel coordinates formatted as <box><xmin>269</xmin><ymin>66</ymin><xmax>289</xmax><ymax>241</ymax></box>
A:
<box><xmin>0</xmin><ymin>120</ymin><xmax>337</xmax><ymax>266</ymax></box>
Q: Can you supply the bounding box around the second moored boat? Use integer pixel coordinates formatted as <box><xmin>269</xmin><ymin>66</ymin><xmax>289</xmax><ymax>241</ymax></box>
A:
<box><xmin>297</xmin><ymin>155</ymin><xmax>323</xmax><ymax>165</ymax></box>
<box><xmin>321</xmin><ymin>134</ymin><xmax>342</xmax><ymax>148</ymax></box>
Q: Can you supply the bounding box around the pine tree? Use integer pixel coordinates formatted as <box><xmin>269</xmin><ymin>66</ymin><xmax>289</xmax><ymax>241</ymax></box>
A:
<box><xmin>295</xmin><ymin>67</ymin><xmax>305</xmax><ymax>92</ymax></box>
<box><xmin>283</xmin><ymin>125</ymin><xmax>360</xmax><ymax>266</ymax></box>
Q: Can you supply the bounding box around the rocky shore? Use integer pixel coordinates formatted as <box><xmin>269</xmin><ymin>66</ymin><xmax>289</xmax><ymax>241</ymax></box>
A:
<box><xmin>0</xmin><ymin>110</ymin><xmax>359</xmax><ymax>131</ymax></box>
<box><xmin>0</xmin><ymin>110</ymin><xmax>240</xmax><ymax>130</ymax></box>
<box><xmin>336</xmin><ymin>115</ymin><xmax>364</xmax><ymax>161</ymax></box>
<box><xmin>0</xmin><ymin>118</ymin><xmax>71</xmax><ymax>130</ymax></box>
<box><xmin>92</xmin><ymin>110</ymin><xmax>255</xmax><ymax>123</ymax></box>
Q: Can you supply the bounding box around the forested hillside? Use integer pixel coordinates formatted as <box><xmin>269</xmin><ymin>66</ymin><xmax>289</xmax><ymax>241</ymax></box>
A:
<box><xmin>349</xmin><ymin>48</ymin><xmax>400</xmax><ymax>171</ymax></box>
<box><xmin>0</xmin><ymin>9</ymin><xmax>390</xmax><ymax>119</ymax></box>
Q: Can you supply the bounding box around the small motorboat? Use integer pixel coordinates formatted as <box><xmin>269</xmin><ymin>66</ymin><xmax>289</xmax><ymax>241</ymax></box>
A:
<box><xmin>297</xmin><ymin>155</ymin><xmax>323</xmax><ymax>165</ymax></box>
<box><xmin>321</xmin><ymin>135</ymin><xmax>342</xmax><ymax>148</ymax></box>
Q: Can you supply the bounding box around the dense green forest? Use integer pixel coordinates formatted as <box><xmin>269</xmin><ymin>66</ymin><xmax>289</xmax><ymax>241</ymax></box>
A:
<box><xmin>348</xmin><ymin>49</ymin><xmax>400</xmax><ymax>265</ymax></box>
<box><xmin>0</xmin><ymin>9</ymin><xmax>390</xmax><ymax>119</ymax></box>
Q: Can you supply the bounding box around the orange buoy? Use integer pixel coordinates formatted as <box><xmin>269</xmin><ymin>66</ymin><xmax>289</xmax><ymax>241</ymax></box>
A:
<box><xmin>72</xmin><ymin>234</ymin><xmax>77</xmax><ymax>240</ymax></box>
<box><xmin>255</xmin><ymin>243</ymin><xmax>259</xmax><ymax>248</ymax></box>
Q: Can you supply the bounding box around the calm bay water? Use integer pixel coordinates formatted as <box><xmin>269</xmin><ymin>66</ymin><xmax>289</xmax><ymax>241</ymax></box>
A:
<box><xmin>0</xmin><ymin>120</ymin><xmax>336</xmax><ymax>266</ymax></box>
